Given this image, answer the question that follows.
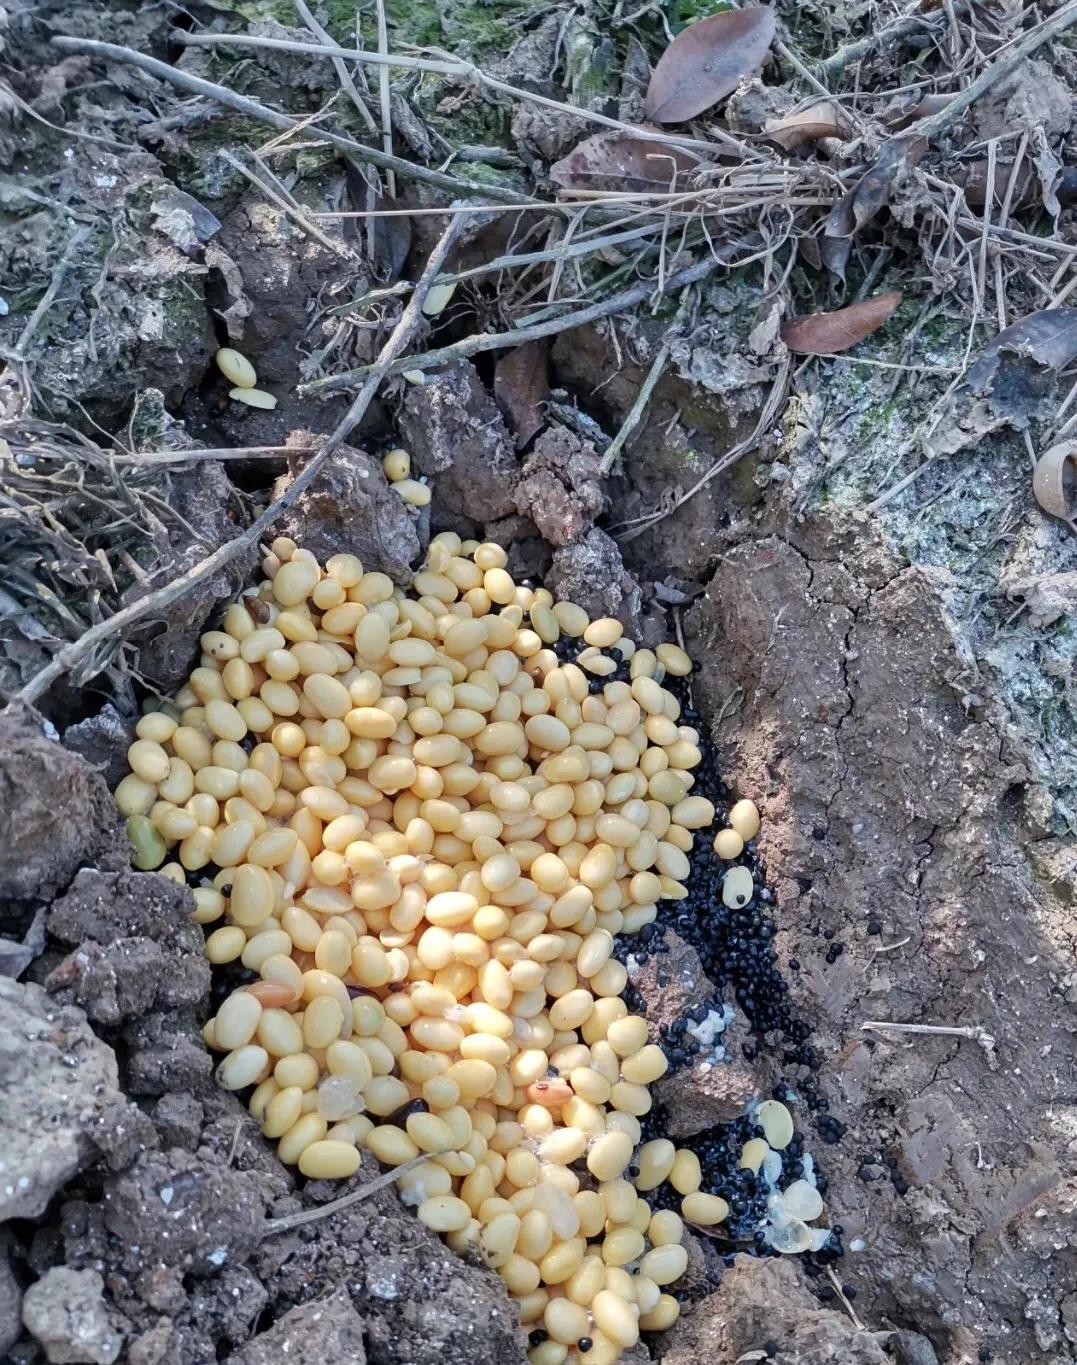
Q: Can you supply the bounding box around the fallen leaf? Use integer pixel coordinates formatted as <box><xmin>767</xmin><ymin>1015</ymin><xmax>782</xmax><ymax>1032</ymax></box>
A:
<box><xmin>494</xmin><ymin>341</ymin><xmax>549</xmax><ymax>449</ymax></box>
<box><xmin>765</xmin><ymin>101</ymin><xmax>850</xmax><ymax>151</ymax></box>
<box><xmin>965</xmin><ymin>308</ymin><xmax>1077</xmax><ymax>392</ymax></box>
<box><xmin>820</xmin><ymin>135</ymin><xmax>926</xmax><ymax>282</ymax></box>
<box><xmin>780</xmin><ymin>291</ymin><xmax>902</xmax><ymax>355</ymax></box>
<box><xmin>927</xmin><ymin>309</ymin><xmax>1077</xmax><ymax>456</ymax></box>
<box><xmin>645</xmin><ymin>8</ymin><xmax>776</xmax><ymax>124</ymax></box>
<box><xmin>1031</xmin><ymin>441</ymin><xmax>1077</xmax><ymax>534</ymax></box>
<box><xmin>550</xmin><ymin>135</ymin><xmax>704</xmax><ymax>193</ymax></box>
<box><xmin>851</xmin><ymin>135</ymin><xmax>926</xmax><ymax>229</ymax></box>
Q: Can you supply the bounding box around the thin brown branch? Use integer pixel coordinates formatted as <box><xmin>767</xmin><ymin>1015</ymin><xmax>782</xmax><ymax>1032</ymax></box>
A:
<box><xmin>373</xmin><ymin>0</ymin><xmax>395</xmax><ymax>197</ymax></box>
<box><xmin>173</xmin><ymin>29</ymin><xmax>755</xmax><ymax>159</ymax></box>
<box><xmin>262</xmin><ymin>1152</ymin><xmax>433</xmax><ymax>1236</ymax></box>
<box><xmin>114</xmin><ymin>446</ymin><xmax>312</xmax><ymax>464</ymax></box>
<box><xmin>293</xmin><ymin>0</ymin><xmax>379</xmax><ymax>136</ymax></box>
<box><xmin>49</xmin><ymin>36</ymin><xmax>535</xmax><ymax>206</ymax></box>
<box><xmin>599</xmin><ymin>339</ymin><xmax>672</xmax><ymax>476</ymax></box>
<box><xmin>301</xmin><ymin>249</ymin><xmax>738</xmax><ymax>395</ymax></box>
<box><xmin>817</xmin><ymin>2</ymin><xmax>967</xmax><ymax>78</ymax></box>
<box><xmin>903</xmin><ymin>0</ymin><xmax>1077</xmax><ymax>141</ymax></box>
<box><xmin>8</xmin><ymin>213</ymin><xmax>464</xmax><ymax>709</ymax></box>
<box><xmin>616</xmin><ymin>356</ymin><xmax>792</xmax><ymax>542</ymax></box>
<box><xmin>218</xmin><ymin>150</ymin><xmax>355</xmax><ymax>259</ymax></box>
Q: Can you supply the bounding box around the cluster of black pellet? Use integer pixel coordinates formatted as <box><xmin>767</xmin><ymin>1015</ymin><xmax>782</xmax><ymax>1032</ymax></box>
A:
<box><xmin>592</xmin><ymin>657</ymin><xmax>849</xmax><ymax>1280</ymax></box>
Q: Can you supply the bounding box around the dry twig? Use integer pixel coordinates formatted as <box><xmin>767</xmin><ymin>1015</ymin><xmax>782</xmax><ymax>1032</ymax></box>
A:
<box><xmin>173</xmin><ymin>29</ymin><xmax>755</xmax><ymax>159</ymax></box>
<box><xmin>301</xmin><ymin>251</ymin><xmax>736</xmax><ymax>394</ymax></box>
<box><xmin>599</xmin><ymin>339</ymin><xmax>673</xmax><ymax>476</ymax></box>
<box><xmin>218</xmin><ymin>149</ymin><xmax>355</xmax><ymax>259</ymax></box>
<box><xmin>49</xmin><ymin>36</ymin><xmax>534</xmax><ymax>206</ymax></box>
<box><xmin>262</xmin><ymin>1152</ymin><xmax>432</xmax><ymax>1235</ymax></box>
<box><xmin>8</xmin><ymin>212</ymin><xmax>464</xmax><ymax>708</ymax></box>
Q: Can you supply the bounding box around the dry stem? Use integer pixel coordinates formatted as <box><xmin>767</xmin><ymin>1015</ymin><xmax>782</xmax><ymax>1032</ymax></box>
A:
<box><xmin>301</xmin><ymin>251</ymin><xmax>734</xmax><ymax>394</ymax></box>
<box><xmin>49</xmin><ymin>36</ymin><xmax>534</xmax><ymax>206</ymax></box>
<box><xmin>8</xmin><ymin>214</ymin><xmax>463</xmax><ymax>709</ymax></box>
<box><xmin>173</xmin><ymin>29</ymin><xmax>754</xmax><ymax>160</ymax></box>
<box><xmin>262</xmin><ymin>1152</ymin><xmax>432</xmax><ymax>1236</ymax></box>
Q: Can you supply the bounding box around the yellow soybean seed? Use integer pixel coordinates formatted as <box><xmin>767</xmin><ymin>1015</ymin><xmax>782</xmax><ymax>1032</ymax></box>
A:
<box><xmin>669</xmin><ymin>1149</ymin><xmax>702</xmax><ymax>1195</ymax></box>
<box><xmin>713</xmin><ymin>828</ymin><xmax>745</xmax><ymax>860</ymax></box>
<box><xmin>383</xmin><ymin>448</ymin><xmax>411</xmax><ymax>481</ymax></box>
<box><xmin>406</xmin><ymin>1111</ymin><xmax>454</xmax><ymax>1153</ymax></box>
<box><xmin>214</xmin><ymin>992</ymin><xmax>262</xmax><ymax>1049</ymax></box>
<box><xmin>633</xmin><ymin>1139</ymin><xmax>675</xmax><ymax>1191</ymax></box>
<box><xmin>366</xmin><ymin>1125</ymin><xmax>419</xmax><ymax>1164</ymax></box>
<box><xmin>544</xmin><ymin>1299</ymin><xmax>589</xmax><ymax>1345</ymax></box>
<box><xmin>216</xmin><ymin>347</ymin><xmax>256</xmax><ymax>387</ymax></box>
<box><xmin>299</xmin><ymin>1140</ymin><xmax>362</xmax><ymax>1180</ymax></box>
<box><xmin>205</xmin><ymin>926</ymin><xmax>247</xmax><ymax>964</ymax></box>
<box><xmin>417</xmin><ymin>1195</ymin><xmax>471</xmax><ymax>1232</ymax></box>
<box><xmin>640</xmin><ymin>1243</ymin><xmax>688</xmax><ymax>1285</ymax></box>
<box><xmin>647</xmin><ymin>1209</ymin><xmax>684</xmax><ymax>1245</ymax></box>
<box><xmin>586</xmin><ymin>1131</ymin><xmax>633</xmax><ymax>1182</ymax></box>
<box><xmin>729</xmin><ymin>797</ymin><xmax>761</xmax><ymax>840</ymax></box>
<box><xmin>277</xmin><ymin>1113</ymin><xmax>329</xmax><ymax>1165</ymax></box>
<box><xmin>591</xmin><ymin>1290</ymin><xmax>640</xmax><ymax>1350</ymax></box>
<box><xmin>680</xmin><ymin>1191</ymin><xmax>729</xmax><ymax>1225</ymax></box>
<box><xmin>216</xmin><ymin>1045</ymin><xmax>269</xmax><ymax>1091</ymax></box>
<box><xmin>619</xmin><ymin>1044</ymin><xmax>668</xmax><ymax>1085</ymax></box>
<box><xmin>602</xmin><ymin>1227</ymin><xmax>645</xmax><ymax>1266</ymax></box>
<box><xmin>639</xmin><ymin>1295</ymin><xmax>680</xmax><ymax>1331</ymax></box>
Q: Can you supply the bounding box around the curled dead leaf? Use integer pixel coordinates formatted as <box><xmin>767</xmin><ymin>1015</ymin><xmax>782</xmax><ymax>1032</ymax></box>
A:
<box><xmin>780</xmin><ymin>291</ymin><xmax>902</xmax><ymax>355</ymax></box>
<box><xmin>1032</xmin><ymin>441</ymin><xmax>1077</xmax><ymax>533</ymax></box>
<box><xmin>494</xmin><ymin>341</ymin><xmax>549</xmax><ymax>450</ymax></box>
<box><xmin>851</xmin><ymin>135</ymin><xmax>927</xmax><ymax>229</ymax></box>
<box><xmin>965</xmin><ymin>308</ymin><xmax>1077</xmax><ymax>393</ymax></box>
<box><xmin>765</xmin><ymin>101</ymin><xmax>850</xmax><ymax>151</ymax></box>
<box><xmin>645</xmin><ymin>8</ymin><xmax>776</xmax><ymax>125</ymax></box>
<box><xmin>885</xmin><ymin>91</ymin><xmax>953</xmax><ymax>131</ymax></box>
<box><xmin>550</xmin><ymin>135</ymin><xmax>705</xmax><ymax>193</ymax></box>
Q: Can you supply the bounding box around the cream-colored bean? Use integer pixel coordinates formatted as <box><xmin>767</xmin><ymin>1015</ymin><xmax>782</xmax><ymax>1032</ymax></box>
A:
<box><xmin>591</xmin><ymin>1290</ymin><xmax>639</xmax><ymax>1350</ymax></box>
<box><xmin>417</xmin><ymin>1194</ymin><xmax>471</xmax><ymax>1232</ymax></box>
<box><xmin>680</xmin><ymin>1191</ymin><xmax>728</xmax><ymax>1226</ymax></box>
<box><xmin>640</xmin><ymin>1243</ymin><xmax>688</xmax><ymax>1285</ymax></box>
<box><xmin>216</xmin><ymin>1044</ymin><xmax>269</xmax><ymax>1090</ymax></box>
<box><xmin>728</xmin><ymin>797</ymin><xmax>761</xmax><ymax>840</ymax></box>
<box><xmin>205</xmin><ymin>926</ymin><xmax>247</xmax><ymax>964</ymax></box>
<box><xmin>586</xmin><ymin>1131</ymin><xmax>633</xmax><ymax>1182</ymax></box>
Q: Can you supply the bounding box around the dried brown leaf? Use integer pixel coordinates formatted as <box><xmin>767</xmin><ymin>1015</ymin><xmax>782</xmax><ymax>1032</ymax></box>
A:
<box><xmin>851</xmin><ymin>135</ymin><xmax>926</xmax><ymax>229</ymax></box>
<box><xmin>550</xmin><ymin>135</ymin><xmax>705</xmax><ymax>193</ymax></box>
<box><xmin>885</xmin><ymin>91</ymin><xmax>952</xmax><ymax>131</ymax></box>
<box><xmin>765</xmin><ymin>101</ymin><xmax>850</xmax><ymax>151</ymax></box>
<box><xmin>645</xmin><ymin>8</ymin><xmax>776</xmax><ymax>125</ymax></box>
<box><xmin>494</xmin><ymin>341</ymin><xmax>549</xmax><ymax>449</ymax></box>
<box><xmin>780</xmin><ymin>291</ymin><xmax>902</xmax><ymax>355</ymax></box>
<box><xmin>965</xmin><ymin>308</ymin><xmax>1077</xmax><ymax>392</ymax></box>
<box><xmin>1032</xmin><ymin>441</ymin><xmax>1077</xmax><ymax>533</ymax></box>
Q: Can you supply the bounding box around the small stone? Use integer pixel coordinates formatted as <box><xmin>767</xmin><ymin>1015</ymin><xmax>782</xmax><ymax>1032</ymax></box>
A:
<box><xmin>22</xmin><ymin>1267</ymin><xmax>123</xmax><ymax>1365</ymax></box>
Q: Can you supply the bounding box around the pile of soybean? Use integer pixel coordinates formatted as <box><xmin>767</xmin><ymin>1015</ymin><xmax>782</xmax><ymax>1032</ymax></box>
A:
<box><xmin>114</xmin><ymin>533</ymin><xmax>816</xmax><ymax>1365</ymax></box>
